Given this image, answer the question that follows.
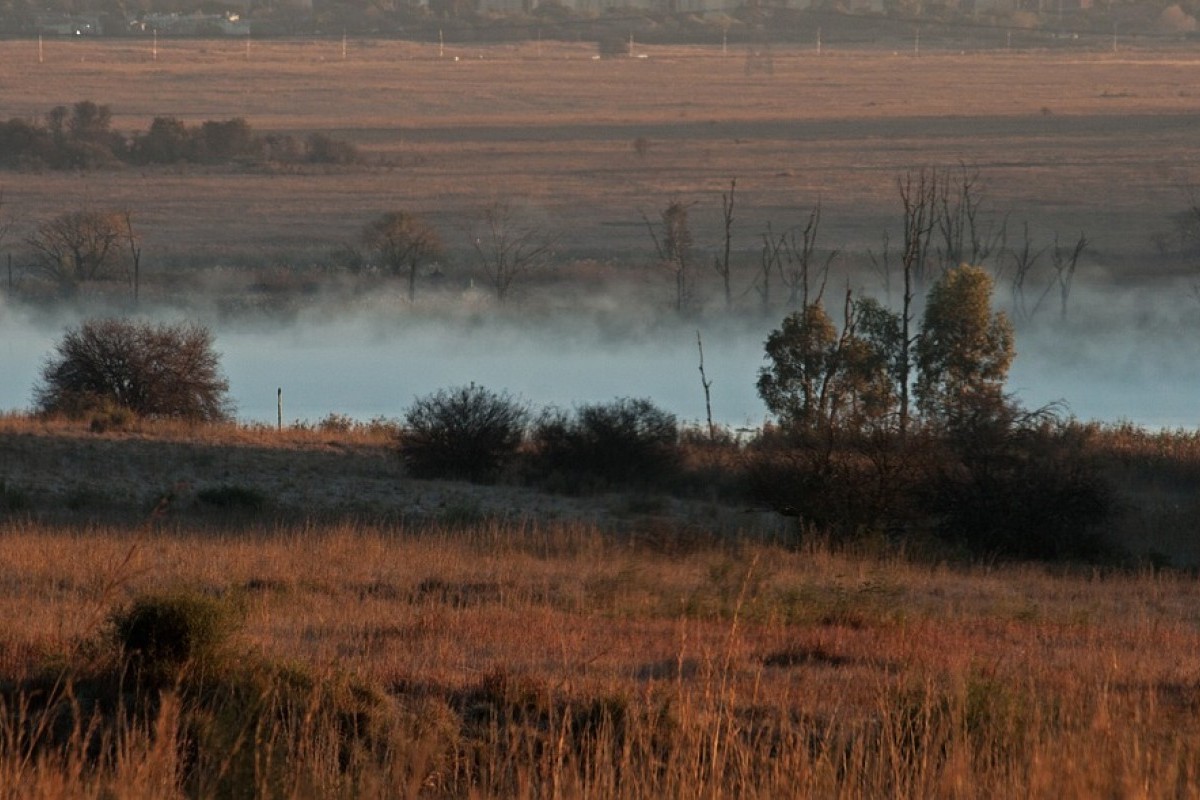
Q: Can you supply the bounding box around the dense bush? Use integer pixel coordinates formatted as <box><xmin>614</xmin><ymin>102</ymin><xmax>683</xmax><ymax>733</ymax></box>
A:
<box><xmin>531</xmin><ymin>397</ymin><xmax>679</xmax><ymax>490</ymax></box>
<box><xmin>111</xmin><ymin>591</ymin><xmax>239</xmax><ymax>684</ymax></box>
<box><xmin>399</xmin><ymin>384</ymin><xmax>528</xmax><ymax>483</ymax></box>
<box><xmin>35</xmin><ymin>318</ymin><xmax>233</xmax><ymax>422</ymax></box>
<box><xmin>926</xmin><ymin>411</ymin><xmax>1114</xmax><ymax>560</ymax></box>
<box><xmin>746</xmin><ymin>411</ymin><xmax>1114</xmax><ymax>559</ymax></box>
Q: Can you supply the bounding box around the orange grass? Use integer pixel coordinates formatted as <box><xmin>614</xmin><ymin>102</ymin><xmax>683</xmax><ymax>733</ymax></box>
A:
<box><xmin>3</xmin><ymin>517</ymin><xmax>1200</xmax><ymax>796</ymax></box>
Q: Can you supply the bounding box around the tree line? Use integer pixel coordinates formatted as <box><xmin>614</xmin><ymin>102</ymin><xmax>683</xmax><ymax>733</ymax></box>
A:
<box><xmin>0</xmin><ymin>101</ymin><xmax>360</xmax><ymax>171</ymax></box>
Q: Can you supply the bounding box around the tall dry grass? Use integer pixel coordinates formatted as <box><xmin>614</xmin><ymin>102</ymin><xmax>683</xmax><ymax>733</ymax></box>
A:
<box><xmin>2</xmin><ymin>517</ymin><xmax>1200</xmax><ymax>796</ymax></box>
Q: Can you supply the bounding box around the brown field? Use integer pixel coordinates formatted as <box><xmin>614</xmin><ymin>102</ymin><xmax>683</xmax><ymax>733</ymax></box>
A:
<box><xmin>0</xmin><ymin>412</ymin><xmax>1199</xmax><ymax>794</ymax></box>
<box><xmin>6</xmin><ymin>471</ymin><xmax>1200</xmax><ymax>794</ymax></box>
<box><xmin>1</xmin><ymin>38</ymin><xmax>1199</xmax><ymax>280</ymax></box>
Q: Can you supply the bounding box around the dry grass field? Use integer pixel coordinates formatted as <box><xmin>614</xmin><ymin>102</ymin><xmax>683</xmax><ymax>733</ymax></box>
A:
<box><xmin>6</xmin><ymin>500</ymin><xmax>1200</xmax><ymax>796</ymax></box>
<box><xmin>0</xmin><ymin>416</ymin><xmax>1199</xmax><ymax>795</ymax></box>
<box><xmin>1</xmin><ymin>38</ymin><xmax>1198</xmax><ymax>280</ymax></box>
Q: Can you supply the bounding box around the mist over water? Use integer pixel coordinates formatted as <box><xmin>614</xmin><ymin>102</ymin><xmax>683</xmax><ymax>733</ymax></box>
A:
<box><xmin>2</xmin><ymin>282</ymin><xmax>1198</xmax><ymax>430</ymax></box>
<box><xmin>217</xmin><ymin>314</ymin><xmax>772</xmax><ymax>429</ymax></box>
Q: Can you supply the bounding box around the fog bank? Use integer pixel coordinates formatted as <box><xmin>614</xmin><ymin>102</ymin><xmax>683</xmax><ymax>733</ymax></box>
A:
<box><xmin>1</xmin><ymin>282</ymin><xmax>1197</xmax><ymax>430</ymax></box>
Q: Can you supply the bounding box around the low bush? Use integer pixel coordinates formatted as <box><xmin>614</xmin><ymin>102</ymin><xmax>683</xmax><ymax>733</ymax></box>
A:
<box><xmin>746</xmin><ymin>410</ymin><xmax>1115</xmax><ymax>559</ymax></box>
<box><xmin>5</xmin><ymin>591</ymin><xmax>415</xmax><ymax>797</ymax></box>
<box><xmin>530</xmin><ymin>397</ymin><xmax>679</xmax><ymax>491</ymax></box>
<box><xmin>927</xmin><ymin>414</ymin><xmax>1115</xmax><ymax>560</ymax></box>
<box><xmin>745</xmin><ymin>425</ymin><xmax>927</xmax><ymax>541</ymax></box>
<box><xmin>399</xmin><ymin>384</ymin><xmax>528</xmax><ymax>483</ymax></box>
<box><xmin>110</xmin><ymin>591</ymin><xmax>240</xmax><ymax>685</ymax></box>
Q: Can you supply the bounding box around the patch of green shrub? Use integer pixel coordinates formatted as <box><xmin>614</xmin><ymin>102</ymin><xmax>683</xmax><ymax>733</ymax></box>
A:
<box><xmin>399</xmin><ymin>384</ymin><xmax>528</xmax><ymax>483</ymax></box>
<box><xmin>110</xmin><ymin>591</ymin><xmax>240</xmax><ymax>685</ymax></box>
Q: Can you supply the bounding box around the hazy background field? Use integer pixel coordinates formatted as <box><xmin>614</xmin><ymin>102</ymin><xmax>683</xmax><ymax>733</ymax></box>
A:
<box><xmin>2</xmin><ymin>39</ymin><xmax>1199</xmax><ymax>425</ymax></box>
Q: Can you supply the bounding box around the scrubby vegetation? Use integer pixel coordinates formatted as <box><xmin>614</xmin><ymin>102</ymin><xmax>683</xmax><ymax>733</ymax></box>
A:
<box><xmin>530</xmin><ymin>397</ymin><xmax>680</xmax><ymax>492</ymax></box>
<box><xmin>399</xmin><ymin>384</ymin><xmax>528</xmax><ymax>483</ymax></box>
<box><xmin>3</xmin><ymin>519</ymin><xmax>1200</xmax><ymax>797</ymax></box>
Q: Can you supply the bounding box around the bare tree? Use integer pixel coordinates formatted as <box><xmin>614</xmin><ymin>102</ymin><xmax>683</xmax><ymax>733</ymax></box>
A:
<box><xmin>713</xmin><ymin>179</ymin><xmax>736</xmax><ymax>312</ymax></box>
<box><xmin>778</xmin><ymin>202</ymin><xmax>837</xmax><ymax>309</ymax></box>
<box><xmin>26</xmin><ymin>209</ymin><xmax>126</xmax><ymax>294</ymax></box>
<box><xmin>697</xmin><ymin>330</ymin><xmax>715</xmax><ymax>440</ymax></box>
<box><xmin>869</xmin><ymin>230</ymin><xmax>892</xmax><ymax>302</ymax></box>
<box><xmin>644</xmin><ymin>197</ymin><xmax>695</xmax><ymax>313</ymax></box>
<box><xmin>0</xmin><ymin>189</ymin><xmax>12</xmax><ymax>256</ymax></box>
<box><xmin>935</xmin><ymin>163</ymin><xmax>1006</xmax><ymax>272</ymax></box>
<box><xmin>1176</xmin><ymin>182</ymin><xmax>1200</xmax><ymax>255</ymax></box>
<box><xmin>866</xmin><ymin>169</ymin><xmax>945</xmax><ymax>438</ymax></box>
<box><xmin>1008</xmin><ymin>221</ymin><xmax>1049</xmax><ymax>321</ymax></box>
<box><xmin>363</xmin><ymin>211</ymin><xmax>444</xmax><ymax>302</ymax></box>
<box><xmin>1051</xmin><ymin>231</ymin><xmax>1087</xmax><ymax>321</ymax></box>
<box><xmin>0</xmin><ymin>189</ymin><xmax>13</xmax><ymax>293</ymax></box>
<box><xmin>757</xmin><ymin>224</ymin><xmax>784</xmax><ymax>313</ymax></box>
<box><xmin>123</xmin><ymin>210</ymin><xmax>142</xmax><ymax>304</ymax></box>
<box><xmin>472</xmin><ymin>200</ymin><xmax>554</xmax><ymax>303</ymax></box>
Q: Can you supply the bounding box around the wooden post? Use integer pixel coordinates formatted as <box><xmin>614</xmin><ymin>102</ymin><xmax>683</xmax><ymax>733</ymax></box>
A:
<box><xmin>277</xmin><ymin>388</ymin><xmax>283</xmax><ymax>431</ymax></box>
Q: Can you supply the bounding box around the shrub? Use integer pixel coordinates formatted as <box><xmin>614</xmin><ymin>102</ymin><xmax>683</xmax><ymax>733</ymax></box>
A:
<box><xmin>927</xmin><ymin>412</ymin><xmax>1114</xmax><ymax>560</ymax></box>
<box><xmin>399</xmin><ymin>384</ymin><xmax>528</xmax><ymax>483</ymax></box>
<box><xmin>9</xmin><ymin>593</ymin><xmax>416</xmax><ymax>798</ymax></box>
<box><xmin>35</xmin><ymin>318</ymin><xmax>233</xmax><ymax>422</ymax></box>
<box><xmin>111</xmin><ymin>591</ymin><xmax>239</xmax><ymax>684</ymax></box>
<box><xmin>596</xmin><ymin>36</ymin><xmax>627</xmax><ymax>58</ymax></box>
<box><xmin>744</xmin><ymin>441</ymin><xmax>899</xmax><ymax>539</ymax></box>
<box><xmin>531</xmin><ymin>397</ymin><xmax>679</xmax><ymax>490</ymax></box>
